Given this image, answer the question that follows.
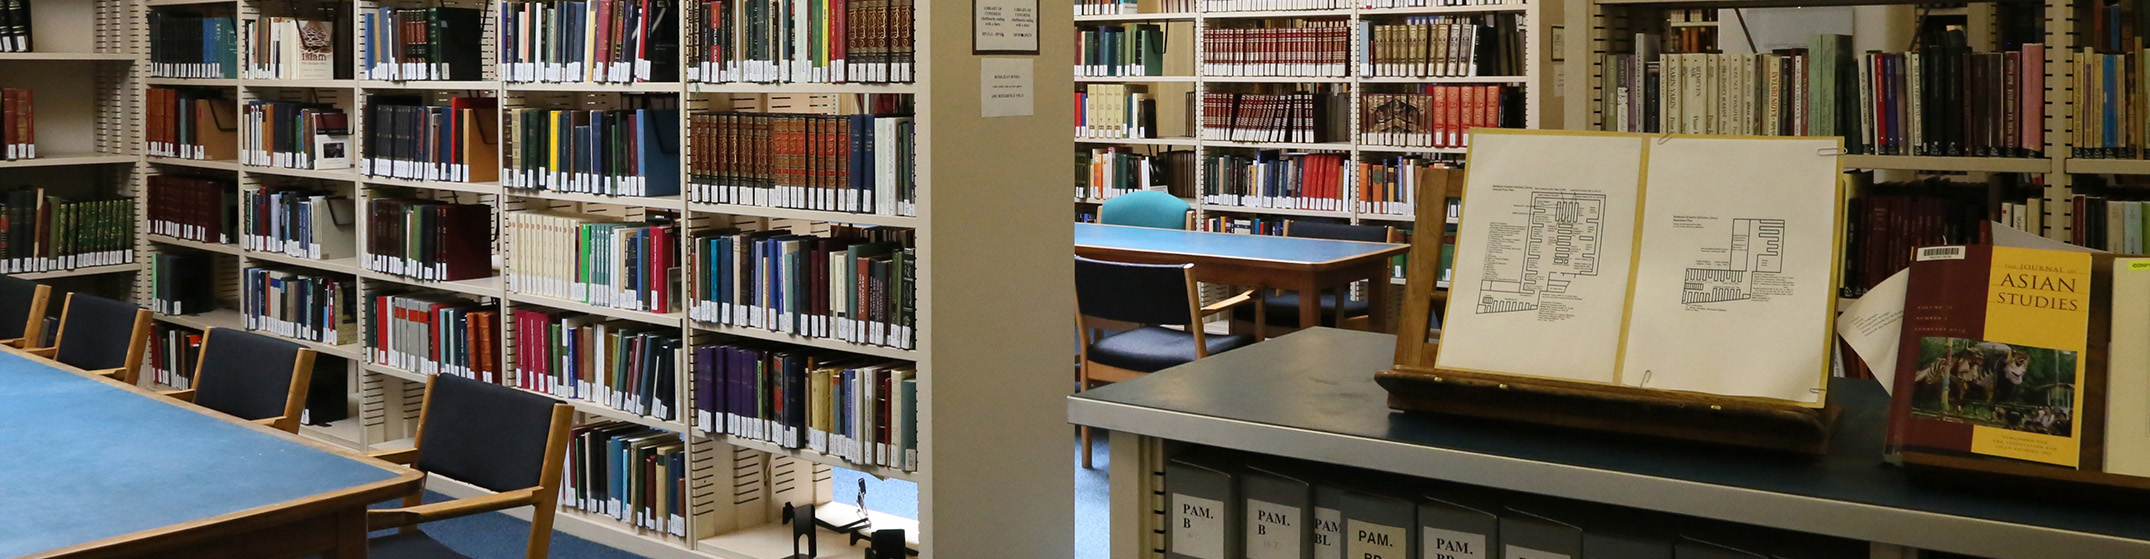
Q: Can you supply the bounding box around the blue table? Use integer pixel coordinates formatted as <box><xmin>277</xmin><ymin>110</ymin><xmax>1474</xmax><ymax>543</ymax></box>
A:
<box><xmin>0</xmin><ymin>346</ymin><xmax>422</xmax><ymax>558</ymax></box>
<box><xmin>1074</xmin><ymin>223</ymin><xmax>1409</xmax><ymax>330</ymax></box>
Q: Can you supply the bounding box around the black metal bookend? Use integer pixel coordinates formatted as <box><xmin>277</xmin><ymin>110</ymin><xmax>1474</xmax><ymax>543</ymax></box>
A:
<box><xmin>862</xmin><ymin>529</ymin><xmax>910</xmax><ymax>558</ymax></box>
<box><xmin>782</xmin><ymin>502</ymin><xmax>818</xmax><ymax>559</ymax></box>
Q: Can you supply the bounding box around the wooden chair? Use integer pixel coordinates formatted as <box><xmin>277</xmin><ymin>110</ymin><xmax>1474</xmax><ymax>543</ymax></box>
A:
<box><xmin>0</xmin><ymin>274</ymin><xmax>49</xmax><ymax>348</ymax></box>
<box><xmin>367</xmin><ymin>374</ymin><xmax>575</xmax><ymax>559</ymax></box>
<box><xmin>1232</xmin><ymin>221</ymin><xmax>1395</xmax><ymax>337</ymax></box>
<box><xmin>23</xmin><ymin>293</ymin><xmax>152</xmax><ymax>385</ymax></box>
<box><xmin>161</xmin><ymin>327</ymin><xmax>316</xmax><ymax>433</ymax></box>
<box><xmin>1099</xmin><ymin>190</ymin><xmax>1194</xmax><ymax>229</ymax></box>
<box><xmin>1076</xmin><ymin>256</ymin><xmax>1262</xmax><ymax>468</ymax></box>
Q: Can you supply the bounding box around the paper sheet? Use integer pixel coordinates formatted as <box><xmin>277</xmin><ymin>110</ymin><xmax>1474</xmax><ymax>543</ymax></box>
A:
<box><xmin>979</xmin><ymin>58</ymin><xmax>1034</xmax><ymax>117</ymax></box>
<box><xmin>1435</xmin><ymin>131</ymin><xmax>1645</xmax><ymax>384</ymax></box>
<box><xmin>1616</xmin><ymin>137</ymin><xmax>1840</xmax><ymax>403</ymax></box>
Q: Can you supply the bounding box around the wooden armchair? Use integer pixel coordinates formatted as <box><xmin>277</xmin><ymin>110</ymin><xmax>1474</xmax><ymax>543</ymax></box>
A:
<box><xmin>1075</xmin><ymin>256</ymin><xmax>1263</xmax><ymax>467</ymax></box>
<box><xmin>366</xmin><ymin>374</ymin><xmax>575</xmax><ymax>559</ymax></box>
<box><xmin>1231</xmin><ymin>221</ymin><xmax>1396</xmax><ymax>337</ymax></box>
<box><xmin>0</xmin><ymin>274</ymin><xmax>48</xmax><ymax>348</ymax></box>
<box><xmin>24</xmin><ymin>293</ymin><xmax>151</xmax><ymax>385</ymax></box>
<box><xmin>161</xmin><ymin>327</ymin><xmax>315</xmax><ymax>433</ymax></box>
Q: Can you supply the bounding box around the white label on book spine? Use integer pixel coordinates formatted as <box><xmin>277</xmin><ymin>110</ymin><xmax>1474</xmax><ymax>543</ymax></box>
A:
<box><xmin>1423</xmin><ymin>528</ymin><xmax>1485</xmax><ymax>559</ymax></box>
<box><xmin>1348</xmin><ymin>519</ymin><xmax>1408</xmax><ymax>559</ymax></box>
<box><xmin>1170</xmin><ymin>493</ymin><xmax>1227</xmax><ymax>559</ymax></box>
<box><xmin>1245</xmin><ymin>498</ymin><xmax>1302</xmax><ymax>559</ymax></box>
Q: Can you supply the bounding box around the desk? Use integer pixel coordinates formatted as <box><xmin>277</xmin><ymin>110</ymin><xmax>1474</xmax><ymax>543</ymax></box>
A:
<box><xmin>1073</xmin><ymin>223</ymin><xmax>1409</xmax><ymax>330</ymax></box>
<box><xmin>1068</xmin><ymin>328</ymin><xmax>2150</xmax><ymax>559</ymax></box>
<box><xmin>0</xmin><ymin>346</ymin><xmax>422</xmax><ymax>559</ymax></box>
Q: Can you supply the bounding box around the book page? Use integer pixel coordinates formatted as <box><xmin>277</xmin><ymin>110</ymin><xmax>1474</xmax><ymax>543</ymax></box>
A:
<box><xmin>1617</xmin><ymin>137</ymin><xmax>1841</xmax><ymax>404</ymax></box>
<box><xmin>1436</xmin><ymin>131</ymin><xmax>1644</xmax><ymax>384</ymax></box>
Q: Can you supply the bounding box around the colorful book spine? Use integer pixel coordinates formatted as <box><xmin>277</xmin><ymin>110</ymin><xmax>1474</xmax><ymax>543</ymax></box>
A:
<box><xmin>360</xmin><ymin>7</ymin><xmax>486</xmax><ymax>81</ymax></box>
<box><xmin>1358</xmin><ymin>15</ymin><xmax>1522</xmax><ymax>78</ymax></box>
<box><xmin>688</xmin><ymin>0</ymin><xmax>915</xmax><ymax>83</ymax></box>
<box><xmin>1353</xmin><ymin>156</ymin><xmax>1446</xmax><ymax>216</ymax></box>
<box><xmin>147</xmin><ymin>174</ymin><xmax>237</xmax><ymax>245</ymax></box>
<box><xmin>1358</xmin><ymin>86</ymin><xmax>1516</xmax><ymax>148</ymax></box>
<box><xmin>503</xmin><ymin>104</ymin><xmax>683</xmax><ymax>197</ymax></box>
<box><xmin>362</xmin><ymin>198</ymin><xmax>494</xmax><ymax>282</ymax></box>
<box><xmin>1077</xmin><ymin>84</ymin><xmax>1157</xmax><ymax>140</ymax></box>
<box><xmin>0</xmin><ymin>189</ymin><xmax>134</xmax><ymax>273</ymax></box>
<box><xmin>366</xmin><ymin>291</ymin><xmax>501</xmax><ymax>383</ymax></box>
<box><xmin>1200</xmin><ymin>91</ymin><xmax>1346</xmax><ymax>143</ymax></box>
<box><xmin>241</xmin><ymin>266</ymin><xmax>358</xmax><ymax>345</ymax></box>
<box><xmin>510</xmin><ymin>309</ymin><xmax>680</xmax><ymax>418</ymax></box>
<box><xmin>241</xmin><ymin>101</ymin><xmax>351</xmax><ymax>170</ymax></box>
<box><xmin>1076</xmin><ymin>24</ymin><xmax>1166</xmax><ymax>77</ymax></box>
<box><xmin>363</xmin><ymin>97</ymin><xmax>501</xmax><ymax>183</ymax></box>
<box><xmin>686</xmin><ymin>109</ymin><xmax>917</xmax><ymax>215</ymax></box>
<box><xmin>149</xmin><ymin>323</ymin><xmax>205</xmax><ymax>389</ymax></box>
<box><xmin>687</xmin><ymin>225</ymin><xmax>916</xmax><ymax>350</ymax></box>
<box><xmin>242</xmin><ymin>188</ymin><xmax>357</xmax><ymax>260</ymax></box>
<box><xmin>148</xmin><ymin>11</ymin><xmax>236</xmax><ymax>79</ymax></box>
<box><xmin>1202</xmin><ymin>151</ymin><xmax>1349</xmax><ymax>211</ymax></box>
<box><xmin>500</xmin><ymin>0</ymin><xmax>681</xmax><ymax>84</ymax></box>
<box><xmin>689</xmin><ymin>341</ymin><xmax>919</xmax><ymax>471</ymax></box>
<box><xmin>504</xmin><ymin>212</ymin><xmax>681</xmax><ymax>312</ymax></box>
<box><xmin>241</xmin><ymin>16</ymin><xmax>337</xmax><ymax>80</ymax></box>
<box><xmin>146</xmin><ymin>87</ymin><xmax>236</xmax><ymax>161</ymax></box>
<box><xmin>1202</xmin><ymin>23</ymin><xmax>1349</xmax><ymax>78</ymax></box>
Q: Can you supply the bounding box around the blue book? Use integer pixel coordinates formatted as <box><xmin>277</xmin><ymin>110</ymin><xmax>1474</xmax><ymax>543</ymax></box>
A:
<box><xmin>642</xmin><ymin>109</ymin><xmax>682</xmax><ymax>196</ymax></box>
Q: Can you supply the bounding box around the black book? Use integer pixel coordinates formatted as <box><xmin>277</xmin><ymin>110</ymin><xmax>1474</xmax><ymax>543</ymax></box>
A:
<box><xmin>431</xmin><ymin>8</ymin><xmax>483</xmax><ymax>80</ymax></box>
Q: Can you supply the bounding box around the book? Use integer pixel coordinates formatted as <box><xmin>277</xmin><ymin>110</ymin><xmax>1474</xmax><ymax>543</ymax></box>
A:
<box><xmin>689</xmin><ymin>341</ymin><xmax>919</xmax><ymax>470</ymax></box>
<box><xmin>0</xmin><ymin>189</ymin><xmax>134</xmax><ymax>273</ymax></box>
<box><xmin>501</xmin><ymin>0</ymin><xmax>681</xmax><ymax>84</ymax></box>
<box><xmin>504</xmin><ymin>211</ymin><xmax>680</xmax><ymax>312</ymax></box>
<box><xmin>0</xmin><ymin>0</ymin><xmax>30</xmax><ymax>52</ymax></box>
<box><xmin>363</xmin><ymin>198</ymin><xmax>493</xmax><ymax>282</ymax></box>
<box><xmin>1354</xmin><ymin>156</ymin><xmax>1446</xmax><ymax>217</ymax></box>
<box><xmin>505</xmin><ymin>99</ymin><xmax>682</xmax><ymax>197</ymax></box>
<box><xmin>1166</xmin><ymin>452</ymin><xmax>1240</xmax><ymax>559</ymax></box>
<box><xmin>510</xmin><ymin>308</ymin><xmax>679</xmax><ymax>419</ymax></box>
<box><xmin>1358</xmin><ymin>14</ymin><xmax>1523</xmax><ymax>78</ymax></box>
<box><xmin>1077</xmin><ymin>24</ymin><xmax>1167</xmax><ymax>77</ymax></box>
<box><xmin>359</xmin><ymin>7</ymin><xmax>485</xmax><ymax>81</ymax></box>
<box><xmin>1203</xmin><ymin>21</ymin><xmax>1349</xmax><ymax>78</ymax></box>
<box><xmin>242</xmin><ymin>188</ymin><xmax>356</xmax><ymax>260</ymax></box>
<box><xmin>1888</xmin><ymin>245</ymin><xmax>2097</xmax><ymax>468</ymax></box>
<box><xmin>1078</xmin><ymin>84</ymin><xmax>1158</xmax><ymax>139</ymax></box>
<box><xmin>149</xmin><ymin>251</ymin><xmax>217</xmax><ymax>316</ymax></box>
<box><xmin>364</xmin><ymin>291</ymin><xmax>500</xmax><ymax>383</ymax></box>
<box><xmin>241</xmin><ymin>265</ymin><xmax>357</xmax><ymax>345</ymax></box>
<box><xmin>687</xmin><ymin>95</ymin><xmax>917</xmax><ymax>216</ymax></box>
<box><xmin>690</xmin><ymin>0</ymin><xmax>914</xmax><ymax>83</ymax></box>
<box><xmin>687</xmin><ymin>225</ymin><xmax>917</xmax><ymax>350</ymax></box>
<box><xmin>147</xmin><ymin>174</ymin><xmax>237</xmax><ymax>245</ymax></box>
<box><xmin>149</xmin><ymin>9</ymin><xmax>236</xmax><ymax>79</ymax></box>
<box><xmin>1202</xmin><ymin>90</ymin><xmax>1347</xmax><ymax>143</ymax></box>
<box><xmin>147</xmin><ymin>87</ymin><xmax>237</xmax><ymax>161</ymax></box>
<box><xmin>1079</xmin><ymin>148</ymin><xmax>1195</xmax><ymax>201</ymax></box>
<box><xmin>363</xmin><ymin>96</ymin><xmax>500</xmax><ymax>183</ymax></box>
<box><xmin>1417</xmin><ymin>488</ymin><xmax>1498</xmax><ymax>559</ymax></box>
<box><xmin>149</xmin><ymin>323</ymin><xmax>205</xmax><ymax>389</ymax></box>
<box><xmin>1838</xmin><ymin>175</ymin><xmax>2032</xmax><ymax>297</ymax></box>
<box><xmin>241</xmin><ymin>101</ymin><xmax>346</xmax><ymax>170</ymax></box>
<box><xmin>1207</xmin><ymin>0</ymin><xmax>1345</xmax><ymax>12</ymax></box>
<box><xmin>243</xmin><ymin>16</ymin><xmax>339</xmax><ymax>80</ymax></box>
<box><xmin>1241</xmin><ymin>465</ymin><xmax>1312</xmax><ymax>559</ymax></box>
<box><xmin>566</xmin><ymin>422</ymin><xmax>686</xmax><ymax>533</ymax></box>
<box><xmin>0</xmin><ymin>88</ymin><xmax>30</xmax><ymax>160</ymax></box>
<box><xmin>1340</xmin><ymin>488</ymin><xmax>1413</xmax><ymax>559</ymax></box>
<box><xmin>1202</xmin><ymin>151</ymin><xmax>1348</xmax><ymax>211</ymax></box>
<box><xmin>2107</xmin><ymin>257</ymin><xmax>2150</xmax><ymax>477</ymax></box>
<box><xmin>1359</xmin><ymin>86</ymin><xmax>1521</xmax><ymax>148</ymax></box>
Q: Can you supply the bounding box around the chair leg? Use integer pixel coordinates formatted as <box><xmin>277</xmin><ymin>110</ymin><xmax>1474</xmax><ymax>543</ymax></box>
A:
<box><xmin>1081</xmin><ymin>426</ymin><xmax>1094</xmax><ymax>469</ymax></box>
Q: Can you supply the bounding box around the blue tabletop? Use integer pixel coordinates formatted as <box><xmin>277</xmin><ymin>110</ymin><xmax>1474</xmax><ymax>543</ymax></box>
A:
<box><xmin>1075</xmin><ymin>223</ymin><xmax>1403</xmax><ymax>266</ymax></box>
<box><xmin>0</xmin><ymin>352</ymin><xmax>397</xmax><ymax>557</ymax></box>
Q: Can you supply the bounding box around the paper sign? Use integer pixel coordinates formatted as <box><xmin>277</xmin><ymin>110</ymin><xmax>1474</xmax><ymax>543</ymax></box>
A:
<box><xmin>980</xmin><ymin>58</ymin><xmax>1034</xmax><ymax>117</ymax></box>
<box><xmin>974</xmin><ymin>0</ymin><xmax>1040</xmax><ymax>53</ymax></box>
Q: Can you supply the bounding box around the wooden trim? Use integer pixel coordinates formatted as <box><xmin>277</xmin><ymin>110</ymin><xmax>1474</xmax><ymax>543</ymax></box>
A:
<box><xmin>20</xmin><ymin>283</ymin><xmax>46</xmax><ymax>348</ymax></box>
<box><xmin>267</xmin><ymin>349</ymin><xmax>318</xmax><ymax>434</ymax></box>
<box><xmin>368</xmin><ymin>488</ymin><xmax>544</xmax><ymax>528</ymax></box>
<box><xmin>1184</xmin><ymin>271</ymin><xmax>1208</xmax><ymax>358</ymax></box>
<box><xmin>117</xmin><ymin>309</ymin><xmax>152</xmax><ymax>386</ymax></box>
<box><xmin>529</xmin><ymin>403</ymin><xmax>574</xmax><ymax>559</ymax></box>
<box><xmin>36</xmin><ymin>292</ymin><xmax>73</xmax><ymax>354</ymax></box>
<box><xmin>366</xmin><ymin>447</ymin><xmax>419</xmax><ymax>465</ymax></box>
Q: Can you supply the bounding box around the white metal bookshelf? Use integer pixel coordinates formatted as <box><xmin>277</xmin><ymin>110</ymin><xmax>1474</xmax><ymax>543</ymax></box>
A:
<box><xmin>107</xmin><ymin>0</ymin><xmax>1077</xmax><ymax>557</ymax></box>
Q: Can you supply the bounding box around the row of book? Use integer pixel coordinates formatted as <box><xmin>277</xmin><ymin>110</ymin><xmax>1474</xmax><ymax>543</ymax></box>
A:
<box><xmin>503</xmin><ymin>105</ymin><xmax>683</xmax><ymax>197</ymax></box>
<box><xmin>1359</xmin><ymin>0</ymin><xmax>1523</xmax><ymax>8</ymax></box>
<box><xmin>1162</xmin><ymin>448</ymin><xmax>1861</xmax><ymax>559</ymax></box>
<box><xmin>1075</xmin><ymin>84</ymin><xmax>1158</xmax><ymax>139</ymax></box>
<box><xmin>1360</xmin><ymin>15</ymin><xmax>1523</xmax><ymax>78</ymax></box>
<box><xmin>1077</xmin><ymin>148</ymin><xmax>1197</xmax><ymax>201</ymax></box>
<box><xmin>685</xmin><ymin>110</ymin><xmax>919</xmax><ymax>216</ymax></box>
<box><xmin>363</xmin><ymin>198</ymin><xmax>492</xmax><ymax>282</ymax></box>
<box><xmin>241</xmin><ymin>266</ymin><xmax>358</xmax><ymax>346</ymax></box>
<box><xmin>364</xmin><ymin>97</ymin><xmax>501</xmax><ymax>183</ymax></box>
<box><xmin>149</xmin><ymin>252</ymin><xmax>217</xmax><ymax>316</ymax></box>
<box><xmin>146</xmin><ymin>87</ymin><xmax>236</xmax><ymax>161</ymax></box>
<box><xmin>1661</xmin><ymin>25</ymin><xmax>1717</xmax><ymax>55</ymax></box>
<box><xmin>146</xmin><ymin>174</ymin><xmax>237</xmax><ymax>245</ymax></box>
<box><xmin>242</xmin><ymin>189</ymin><xmax>356</xmax><ymax>261</ymax></box>
<box><xmin>0</xmin><ymin>1</ymin><xmax>31</xmax><ymax>53</ymax></box>
<box><xmin>242</xmin><ymin>101</ymin><xmax>352</xmax><ymax>170</ymax></box>
<box><xmin>691</xmin><ymin>342</ymin><xmax>919</xmax><ymax>472</ymax></box>
<box><xmin>0</xmin><ymin>190</ymin><xmax>134</xmax><ymax>273</ymax></box>
<box><xmin>2070</xmin><ymin>194</ymin><xmax>2150</xmax><ymax>253</ymax></box>
<box><xmin>566</xmin><ymin>423</ymin><xmax>687</xmax><ymax>537</ymax></box>
<box><xmin>1359</xmin><ymin>86</ymin><xmax>1519</xmax><ymax>148</ymax></box>
<box><xmin>366</xmin><ymin>293</ymin><xmax>500</xmax><ymax>383</ymax></box>
<box><xmin>148</xmin><ymin>12</ymin><xmax>236</xmax><ymax>79</ymax></box>
<box><xmin>1076</xmin><ymin>24</ymin><xmax>1167</xmax><ymax>78</ymax></box>
<box><xmin>511</xmin><ymin>309</ymin><xmax>681</xmax><ymax>420</ymax></box>
<box><xmin>149</xmin><ymin>323</ymin><xmax>205</xmax><ymax>389</ymax></box>
<box><xmin>2072</xmin><ymin>50</ymin><xmax>2150</xmax><ymax>159</ymax></box>
<box><xmin>687</xmin><ymin>226</ymin><xmax>916</xmax><ymax>350</ymax></box>
<box><xmin>689</xmin><ymin>0</ymin><xmax>916</xmax><ymax>84</ymax></box>
<box><xmin>503</xmin><ymin>212</ymin><xmax>680</xmax><ymax>312</ymax></box>
<box><xmin>1202</xmin><ymin>22</ymin><xmax>1350</xmax><ymax>78</ymax></box>
<box><xmin>242</xmin><ymin>17</ymin><xmax>338</xmax><ymax>80</ymax></box>
<box><xmin>1200</xmin><ymin>91</ymin><xmax>1346</xmax><ymax>144</ymax></box>
<box><xmin>1840</xmin><ymin>178</ymin><xmax>1994</xmax><ymax>296</ymax></box>
<box><xmin>0</xmin><ymin>88</ymin><xmax>31</xmax><ymax>160</ymax></box>
<box><xmin>359</xmin><ymin>7</ymin><xmax>485</xmax><ymax>81</ymax></box>
<box><xmin>1205</xmin><ymin>0</ymin><xmax>1350</xmax><ymax>11</ymax></box>
<box><xmin>1197</xmin><ymin>215</ymin><xmax>1287</xmax><ymax>235</ymax></box>
<box><xmin>499</xmin><ymin>0</ymin><xmax>680</xmax><ymax>84</ymax></box>
<box><xmin>1355</xmin><ymin>156</ymin><xmax>1448</xmax><ymax>217</ymax></box>
<box><xmin>1201</xmin><ymin>152</ymin><xmax>1349</xmax><ymax>211</ymax></box>
<box><xmin>1857</xmin><ymin>46</ymin><xmax>2043</xmax><ymax>158</ymax></box>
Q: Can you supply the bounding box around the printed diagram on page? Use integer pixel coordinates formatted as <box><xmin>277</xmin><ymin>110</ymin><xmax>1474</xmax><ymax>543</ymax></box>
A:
<box><xmin>1475</xmin><ymin>187</ymin><xmax>1607</xmax><ymax>319</ymax></box>
<box><xmin>1680</xmin><ymin>217</ymin><xmax>1791</xmax><ymax>305</ymax></box>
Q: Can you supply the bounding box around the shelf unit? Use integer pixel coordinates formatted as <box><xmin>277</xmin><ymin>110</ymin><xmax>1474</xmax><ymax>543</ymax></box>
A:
<box><xmin>106</xmin><ymin>0</ymin><xmax>1078</xmax><ymax>558</ymax></box>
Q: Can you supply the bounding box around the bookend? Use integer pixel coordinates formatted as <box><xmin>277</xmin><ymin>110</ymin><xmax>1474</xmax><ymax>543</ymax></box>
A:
<box><xmin>782</xmin><ymin>503</ymin><xmax>818</xmax><ymax>559</ymax></box>
<box><xmin>1373</xmin><ymin>170</ymin><xmax>1841</xmax><ymax>455</ymax></box>
<box><xmin>861</xmin><ymin>529</ymin><xmax>912</xmax><ymax>558</ymax></box>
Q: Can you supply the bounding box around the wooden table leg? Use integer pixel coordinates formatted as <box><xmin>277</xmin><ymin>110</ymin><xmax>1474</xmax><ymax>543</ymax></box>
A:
<box><xmin>1296</xmin><ymin>279</ymin><xmax>1322</xmax><ymax>330</ymax></box>
<box><xmin>1367</xmin><ymin>272</ymin><xmax>1392</xmax><ymax>333</ymax></box>
<box><xmin>330</xmin><ymin>507</ymin><xmax>368</xmax><ymax>559</ymax></box>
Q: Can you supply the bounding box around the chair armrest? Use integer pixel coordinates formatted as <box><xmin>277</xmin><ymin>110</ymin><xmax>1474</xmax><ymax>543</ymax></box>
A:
<box><xmin>367</xmin><ymin>488</ymin><xmax>544</xmax><ymax>530</ymax></box>
<box><xmin>368</xmin><ymin>447</ymin><xmax>421</xmax><ymax>465</ymax></box>
<box><xmin>160</xmin><ymin>389</ymin><xmax>196</xmax><ymax>402</ymax></box>
<box><xmin>0</xmin><ymin>337</ymin><xmax>22</xmax><ymax>348</ymax></box>
<box><xmin>91</xmin><ymin>368</ymin><xmax>124</xmax><ymax>380</ymax></box>
<box><xmin>1199</xmin><ymin>289</ymin><xmax>1259</xmax><ymax>316</ymax></box>
<box><xmin>21</xmin><ymin>347</ymin><xmax>54</xmax><ymax>358</ymax></box>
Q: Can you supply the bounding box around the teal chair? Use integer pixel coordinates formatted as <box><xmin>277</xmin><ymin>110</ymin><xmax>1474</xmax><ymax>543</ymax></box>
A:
<box><xmin>1099</xmin><ymin>191</ymin><xmax>1191</xmax><ymax>229</ymax></box>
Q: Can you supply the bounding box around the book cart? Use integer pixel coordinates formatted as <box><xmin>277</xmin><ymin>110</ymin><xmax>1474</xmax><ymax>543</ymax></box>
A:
<box><xmin>39</xmin><ymin>0</ymin><xmax>1082</xmax><ymax>557</ymax></box>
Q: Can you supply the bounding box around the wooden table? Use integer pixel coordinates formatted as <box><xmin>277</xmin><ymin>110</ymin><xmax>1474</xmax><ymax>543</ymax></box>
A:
<box><xmin>1074</xmin><ymin>223</ymin><xmax>1410</xmax><ymax>331</ymax></box>
<box><xmin>0</xmin><ymin>345</ymin><xmax>422</xmax><ymax>559</ymax></box>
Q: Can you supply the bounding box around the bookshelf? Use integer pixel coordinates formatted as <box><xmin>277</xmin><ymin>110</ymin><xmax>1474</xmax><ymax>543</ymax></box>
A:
<box><xmin>116</xmin><ymin>0</ymin><xmax>1077</xmax><ymax>558</ymax></box>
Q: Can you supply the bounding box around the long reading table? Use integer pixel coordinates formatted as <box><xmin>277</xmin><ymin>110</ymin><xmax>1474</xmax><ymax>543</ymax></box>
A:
<box><xmin>1074</xmin><ymin>223</ymin><xmax>1408</xmax><ymax>330</ymax></box>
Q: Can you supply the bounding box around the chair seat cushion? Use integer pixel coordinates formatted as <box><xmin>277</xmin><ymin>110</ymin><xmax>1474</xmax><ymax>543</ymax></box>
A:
<box><xmin>1088</xmin><ymin>326</ymin><xmax>1255</xmax><ymax>373</ymax></box>
<box><xmin>368</xmin><ymin>530</ymin><xmax>473</xmax><ymax>559</ymax></box>
<box><xmin>1232</xmin><ymin>292</ymin><xmax>1370</xmax><ymax>326</ymax></box>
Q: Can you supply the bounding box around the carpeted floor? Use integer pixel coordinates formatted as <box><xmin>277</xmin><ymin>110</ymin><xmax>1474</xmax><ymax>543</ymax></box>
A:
<box><xmin>390</xmin><ymin>433</ymin><xmax>1113</xmax><ymax>558</ymax></box>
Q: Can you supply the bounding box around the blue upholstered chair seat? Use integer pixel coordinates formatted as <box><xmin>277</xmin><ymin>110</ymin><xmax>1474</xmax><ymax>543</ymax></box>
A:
<box><xmin>368</xmin><ymin>530</ymin><xmax>472</xmax><ymax>559</ymax></box>
<box><xmin>1234</xmin><ymin>291</ymin><xmax>1369</xmax><ymax>326</ymax></box>
<box><xmin>1088</xmin><ymin>326</ymin><xmax>1255</xmax><ymax>373</ymax></box>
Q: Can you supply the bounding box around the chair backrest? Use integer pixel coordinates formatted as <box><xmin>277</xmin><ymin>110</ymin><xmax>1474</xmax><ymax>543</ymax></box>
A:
<box><xmin>1099</xmin><ymin>191</ymin><xmax>1191</xmax><ymax>230</ymax></box>
<box><xmin>191</xmin><ymin>328</ymin><xmax>313</xmax><ymax>427</ymax></box>
<box><xmin>1285</xmin><ymin>220</ymin><xmax>1392</xmax><ymax>243</ymax></box>
<box><xmin>415</xmin><ymin>374</ymin><xmax>570</xmax><ymax>493</ymax></box>
<box><xmin>52</xmin><ymin>293</ymin><xmax>152</xmax><ymax>379</ymax></box>
<box><xmin>1075</xmin><ymin>256</ymin><xmax>1198</xmax><ymax>327</ymax></box>
<box><xmin>0</xmin><ymin>275</ymin><xmax>47</xmax><ymax>342</ymax></box>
